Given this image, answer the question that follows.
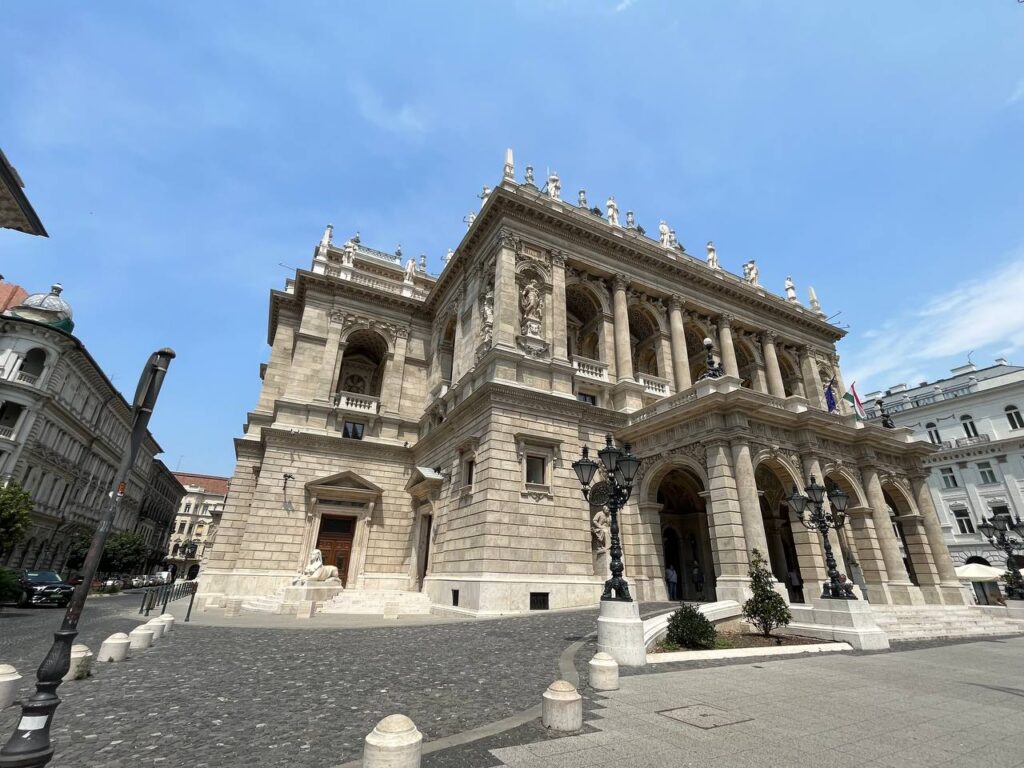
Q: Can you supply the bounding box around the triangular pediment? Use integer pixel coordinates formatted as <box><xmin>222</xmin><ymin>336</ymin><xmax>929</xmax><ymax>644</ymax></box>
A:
<box><xmin>307</xmin><ymin>470</ymin><xmax>382</xmax><ymax>502</ymax></box>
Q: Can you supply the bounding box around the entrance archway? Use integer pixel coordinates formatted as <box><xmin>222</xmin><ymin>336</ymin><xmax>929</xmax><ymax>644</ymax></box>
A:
<box><xmin>754</xmin><ymin>463</ymin><xmax>805</xmax><ymax>602</ymax></box>
<box><xmin>653</xmin><ymin>467</ymin><xmax>714</xmax><ymax>601</ymax></box>
<box><xmin>882</xmin><ymin>486</ymin><xmax>920</xmax><ymax>586</ymax></box>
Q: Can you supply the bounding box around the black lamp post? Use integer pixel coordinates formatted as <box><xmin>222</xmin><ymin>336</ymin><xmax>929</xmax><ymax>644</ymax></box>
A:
<box><xmin>698</xmin><ymin>337</ymin><xmax>724</xmax><ymax>381</ymax></box>
<box><xmin>788</xmin><ymin>477</ymin><xmax>855</xmax><ymax>599</ymax></box>
<box><xmin>0</xmin><ymin>349</ymin><xmax>174</xmax><ymax>768</ymax></box>
<box><xmin>977</xmin><ymin>510</ymin><xmax>1024</xmax><ymax>599</ymax></box>
<box><xmin>572</xmin><ymin>435</ymin><xmax>641</xmax><ymax>602</ymax></box>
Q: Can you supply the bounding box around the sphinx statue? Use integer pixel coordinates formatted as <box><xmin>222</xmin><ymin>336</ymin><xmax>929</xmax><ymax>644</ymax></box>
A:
<box><xmin>292</xmin><ymin>548</ymin><xmax>341</xmax><ymax>585</ymax></box>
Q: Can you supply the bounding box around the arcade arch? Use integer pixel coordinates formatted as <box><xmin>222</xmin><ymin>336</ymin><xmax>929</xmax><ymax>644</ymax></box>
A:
<box><xmin>649</xmin><ymin>465</ymin><xmax>715</xmax><ymax>601</ymax></box>
<box><xmin>336</xmin><ymin>329</ymin><xmax>389</xmax><ymax>400</ymax></box>
<box><xmin>564</xmin><ymin>283</ymin><xmax>604</xmax><ymax>362</ymax></box>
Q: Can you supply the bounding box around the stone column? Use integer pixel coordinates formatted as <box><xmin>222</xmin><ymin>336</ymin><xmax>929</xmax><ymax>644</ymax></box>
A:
<box><xmin>863</xmin><ymin>466</ymin><xmax>915</xmax><ymax>603</ymax></box>
<box><xmin>729</xmin><ymin>441</ymin><xmax>771</xmax><ymax>559</ymax></box>
<box><xmin>612</xmin><ymin>274</ymin><xmax>633</xmax><ymax>382</ymax></box>
<box><xmin>550</xmin><ymin>252</ymin><xmax>569</xmax><ymax>362</ymax></box>
<box><xmin>635</xmin><ymin>501</ymin><xmax>668</xmax><ymax>601</ymax></box>
<box><xmin>314</xmin><ymin>323</ymin><xmax>345</xmax><ymax>402</ymax></box>
<box><xmin>668</xmin><ymin>296</ymin><xmax>691</xmax><ymax>392</ymax></box>
<box><xmin>912</xmin><ymin>475</ymin><xmax>966</xmax><ymax>604</ymax></box>
<box><xmin>379</xmin><ymin>332</ymin><xmax>409</xmax><ymax>418</ymax></box>
<box><xmin>704</xmin><ymin>440</ymin><xmax>751</xmax><ymax>603</ymax></box>
<box><xmin>717</xmin><ymin>315</ymin><xmax>739</xmax><ymax>378</ymax></box>
<box><xmin>601</xmin><ymin>313</ymin><xmax>617</xmax><ymax>379</ymax></box>
<box><xmin>761</xmin><ymin>332</ymin><xmax>786</xmax><ymax>398</ymax></box>
<box><xmin>493</xmin><ymin>230</ymin><xmax>519</xmax><ymax>350</ymax></box>
<box><xmin>799</xmin><ymin>346</ymin><xmax>825</xmax><ymax>409</ymax></box>
<box><xmin>449</xmin><ymin>290</ymin><xmax>465</xmax><ymax>383</ymax></box>
<box><xmin>656</xmin><ymin>334</ymin><xmax>674</xmax><ymax>391</ymax></box>
<box><xmin>830</xmin><ymin>354</ymin><xmax>850</xmax><ymax>415</ymax></box>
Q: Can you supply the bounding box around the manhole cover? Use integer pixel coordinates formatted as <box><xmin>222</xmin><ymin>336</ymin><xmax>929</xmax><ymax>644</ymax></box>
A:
<box><xmin>659</xmin><ymin>705</ymin><xmax>752</xmax><ymax>729</ymax></box>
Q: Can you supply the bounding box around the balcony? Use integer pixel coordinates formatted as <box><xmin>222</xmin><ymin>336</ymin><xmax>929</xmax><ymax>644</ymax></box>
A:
<box><xmin>956</xmin><ymin>435</ymin><xmax>990</xmax><ymax>447</ymax></box>
<box><xmin>0</xmin><ymin>426</ymin><xmax>13</xmax><ymax>440</ymax></box>
<box><xmin>334</xmin><ymin>391</ymin><xmax>380</xmax><ymax>414</ymax></box>
<box><xmin>15</xmin><ymin>371</ymin><xmax>38</xmax><ymax>386</ymax></box>
<box><xmin>638</xmin><ymin>373</ymin><xmax>671</xmax><ymax>397</ymax></box>
<box><xmin>571</xmin><ymin>356</ymin><xmax>609</xmax><ymax>383</ymax></box>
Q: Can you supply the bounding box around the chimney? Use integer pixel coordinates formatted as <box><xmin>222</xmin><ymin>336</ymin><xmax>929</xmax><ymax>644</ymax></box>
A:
<box><xmin>950</xmin><ymin>363</ymin><xmax>977</xmax><ymax>375</ymax></box>
<box><xmin>995</xmin><ymin>357</ymin><xmax>1009</xmax><ymax>366</ymax></box>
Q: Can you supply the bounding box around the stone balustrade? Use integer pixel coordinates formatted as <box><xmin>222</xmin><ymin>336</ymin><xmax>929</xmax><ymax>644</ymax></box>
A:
<box><xmin>571</xmin><ymin>355</ymin><xmax>609</xmax><ymax>382</ymax></box>
<box><xmin>15</xmin><ymin>371</ymin><xmax>37</xmax><ymax>385</ymax></box>
<box><xmin>334</xmin><ymin>391</ymin><xmax>381</xmax><ymax>414</ymax></box>
<box><xmin>0</xmin><ymin>426</ymin><xmax>13</xmax><ymax>439</ymax></box>
<box><xmin>638</xmin><ymin>373</ymin><xmax>671</xmax><ymax>397</ymax></box>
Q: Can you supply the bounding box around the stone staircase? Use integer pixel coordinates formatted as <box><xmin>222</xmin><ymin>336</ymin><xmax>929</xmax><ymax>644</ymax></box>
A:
<box><xmin>241</xmin><ymin>592</ymin><xmax>287</xmax><ymax>614</ymax></box>
<box><xmin>871</xmin><ymin>604</ymin><xmax>1024</xmax><ymax>643</ymax></box>
<box><xmin>319</xmin><ymin>589</ymin><xmax>433</xmax><ymax>616</ymax></box>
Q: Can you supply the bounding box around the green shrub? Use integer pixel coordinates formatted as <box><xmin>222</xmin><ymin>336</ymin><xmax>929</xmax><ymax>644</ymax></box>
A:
<box><xmin>666</xmin><ymin>603</ymin><xmax>717</xmax><ymax>649</ymax></box>
<box><xmin>0</xmin><ymin>568</ymin><xmax>21</xmax><ymax>604</ymax></box>
<box><xmin>742</xmin><ymin>548</ymin><xmax>792</xmax><ymax>637</ymax></box>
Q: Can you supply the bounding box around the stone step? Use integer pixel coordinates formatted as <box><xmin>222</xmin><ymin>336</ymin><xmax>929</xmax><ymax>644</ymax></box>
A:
<box><xmin>320</xmin><ymin>590</ymin><xmax>433</xmax><ymax>615</ymax></box>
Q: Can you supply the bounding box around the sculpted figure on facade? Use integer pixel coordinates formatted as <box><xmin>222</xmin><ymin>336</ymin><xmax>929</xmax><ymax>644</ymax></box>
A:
<box><xmin>478</xmin><ymin>186</ymin><xmax>491</xmax><ymax>209</ymax></box>
<box><xmin>784</xmin><ymin>275</ymin><xmax>798</xmax><ymax>302</ymax></box>
<box><xmin>292</xmin><ymin>548</ymin><xmax>341</xmax><ymax>585</ymax></box>
<box><xmin>578</xmin><ymin>189</ymin><xmax>588</xmax><ymax>208</ymax></box>
<box><xmin>464</xmin><ymin>211</ymin><xmax>476</xmax><ymax>229</ymax></box>
<box><xmin>317</xmin><ymin>224</ymin><xmax>333</xmax><ymax>258</ymax></box>
<box><xmin>744</xmin><ymin>260</ymin><xmax>759</xmax><ymax>286</ymax></box>
<box><xmin>706</xmin><ymin>241</ymin><xmax>719</xmax><ymax>269</ymax></box>
<box><xmin>547</xmin><ymin>172</ymin><xmax>561</xmax><ymax>200</ymax></box>
<box><xmin>520</xmin><ymin>279</ymin><xmax>543</xmax><ymax>338</ymax></box>
<box><xmin>479</xmin><ymin>286</ymin><xmax>494</xmax><ymax>344</ymax></box>
<box><xmin>606</xmin><ymin>196</ymin><xmax>619</xmax><ymax>226</ymax></box>
<box><xmin>342</xmin><ymin>239</ymin><xmax>356</xmax><ymax>266</ymax></box>
<box><xmin>404</xmin><ymin>258</ymin><xmax>417</xmax><ymax>283</ymax></box>
<box><xmin>659</xmin><ymin>221</ymin><xmax>671</xmax><ymax>247</ymax></box>
<box><xmin>625</xmin><ymin>210</ymin><xmax>636</xmax><ymax>229</ymax></box>
<box><xmin>524</xmin><ymin>165</ymin><xmax>535</xmax><ymax>186</ymax></box>
<box><xmin>591</xmin><ymin>508</ymin><xmax>611</xmax><ymax>552</ymax></box>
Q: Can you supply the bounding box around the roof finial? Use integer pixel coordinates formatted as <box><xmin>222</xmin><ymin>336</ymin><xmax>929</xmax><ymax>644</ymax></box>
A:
<box><xmin>503</xmin><ymin>148</ymin><xmax>514</xmax><ymax>181</ymax></box>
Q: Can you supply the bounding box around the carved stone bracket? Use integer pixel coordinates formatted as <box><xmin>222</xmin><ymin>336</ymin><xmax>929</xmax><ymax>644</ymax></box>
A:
<box><xmin>515</xmin><ymin>335</ymin><xmax>551</xmax><ymax>358</ymax></box>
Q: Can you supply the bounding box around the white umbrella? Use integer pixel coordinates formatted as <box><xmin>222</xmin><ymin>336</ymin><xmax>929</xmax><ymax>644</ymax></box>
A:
<box><xmin>954</xmin><ymin>563</ymin><xmax>1005</xmax><ymax>582</ymax></box>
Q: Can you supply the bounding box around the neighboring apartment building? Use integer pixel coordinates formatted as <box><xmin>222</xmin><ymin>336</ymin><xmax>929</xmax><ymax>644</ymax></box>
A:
<box><xmin>866</xmin><ymin>361</ymin><xmax>1024</xmax><ymax>577</ymax></box>
<box><xmin>0</xmin><ymin>283</ymin><xmax>185</xmax><ymax>572</ymax></box>
<box><xmin>200</xmin><ymin>155</ymin><xmax>963</xmax><ymax>616</ymax></box>
<box><xmin>0</xmin><ymin>147</ymin><xmax>47</xmax><ymax>237</ymax></box>
<box><xmin>167</xmin><ymin>472</ymin><xmax>229</xmax><ymax>580</ymax></box>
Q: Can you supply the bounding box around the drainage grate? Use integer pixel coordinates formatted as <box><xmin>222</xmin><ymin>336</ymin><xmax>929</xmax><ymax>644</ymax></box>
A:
<box><xmin>659</xmin><ymin>705</ymin><xmax>752</xmax><ymax>729</ymax></box>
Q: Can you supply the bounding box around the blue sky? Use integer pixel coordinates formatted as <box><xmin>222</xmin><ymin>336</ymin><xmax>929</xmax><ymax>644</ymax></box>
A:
<box><xmin>2</xmin><ymin>2</ymin><xmax>1023</xmax><ymax>476</ymax></box>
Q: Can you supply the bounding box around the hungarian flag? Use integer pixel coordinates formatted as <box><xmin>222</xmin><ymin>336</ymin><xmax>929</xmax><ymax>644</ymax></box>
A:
<box><xmin>824</xmin><ymin>377</ymin><xmax>838</xmax><ymax>413</ymax></box>
<box><xmin>843</xmin><ymin>382</ymin><xmax>867</xmax><ymax>419</ymax></box>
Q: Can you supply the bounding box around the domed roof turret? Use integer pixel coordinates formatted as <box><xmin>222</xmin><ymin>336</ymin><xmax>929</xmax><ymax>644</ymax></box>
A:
<box><xmin>10</xmin><ymin>283</ymin><xmax>75</xmax><ymax>332</ymax></box>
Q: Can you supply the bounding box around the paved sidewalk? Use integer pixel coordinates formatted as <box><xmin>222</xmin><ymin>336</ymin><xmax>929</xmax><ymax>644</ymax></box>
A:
<box><xmin>484</xmin><ymin>637</ymin><xmax>1024</xmax><ymax>768</ymax></box>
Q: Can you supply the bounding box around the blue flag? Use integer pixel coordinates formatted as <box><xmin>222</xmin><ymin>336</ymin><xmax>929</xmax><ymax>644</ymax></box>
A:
<box><xmin>824</xmin><ymin>377</ymin><xmax>838</xmax><ymax>413</ymax></box>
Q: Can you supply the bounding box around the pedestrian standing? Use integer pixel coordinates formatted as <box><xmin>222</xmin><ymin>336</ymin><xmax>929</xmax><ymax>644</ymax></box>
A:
<box><xmin>665</xmin><ymin>564</ymin><xmax>678</xmax><ymax>600</ymax></box>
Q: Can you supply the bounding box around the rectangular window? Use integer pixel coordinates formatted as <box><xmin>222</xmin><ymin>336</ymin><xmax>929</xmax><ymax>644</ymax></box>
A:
<box><xmin>342</xmin><ymin>421</ymin><xmax>365</xmax><ymax>440</ymax></box>
<box><xmin>927</xmin><ymin>427</ymin><xmax>941</xmax><ymax>444</ymax></box>
<box><xmin>940</xmin><ymin>468</ymin><xmax>958</xmax><ymax>489</ymax></box>
<box><xmin>529</xmin><ymin>592</ymin><xmax>550</xmax><ymax>610</ymax></box>
<box><xmin>183</xmin><ymin>503</ymin><xmax>192</xmax><ymax>516</ymax></box>
<box><xmin>576</xmin><ymin>392</ymin><xmax>596</xmax><ymax>405</ymax></box>
<box><xmin>977</xmin><ymin>462</ymin><xmax>998</xmax><ymax>485</ymax></box>
<box><xmin>464</xmin><ymin>459</ymin><xmax>475</xmax><ymax>488</ymax></box>
<box><xmin>991</xmin><ymin>505</ymin><xmax>1010</xmax><ymax>518</ymax></box>
<box><xmin>451</xmin><ymin>589</ymin><xmax>460</xmax><ymax>607</ymax></box>
<box><xmin>525</xmin><ymin>455</ymin><xmax>546</xmax><ymax>485</ymax></box>
<box><xmin>953</xmin><ymin>509</ymin><xmax>974</xmax><ymax>535</ymax></box>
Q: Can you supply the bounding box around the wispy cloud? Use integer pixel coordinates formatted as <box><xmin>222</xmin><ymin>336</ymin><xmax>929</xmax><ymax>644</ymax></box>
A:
<box><xmin>349</xmin><ymin>80</ymin><xmax>426</xmax><ymax>137</ymax></box>
<box><xmin>1007</xmin><ymin>78</ymin><xmax>1024</xmax><ymax>106</ymax></box>
<box><xmin>843</xmin><ymin>250</ymin><xmax>1024</xmax><ymax>390</ymax></box>
<box><xmin>614</xmin><ymin>0</ymin><xmax>638</xmax><ymax>11</ymax></box>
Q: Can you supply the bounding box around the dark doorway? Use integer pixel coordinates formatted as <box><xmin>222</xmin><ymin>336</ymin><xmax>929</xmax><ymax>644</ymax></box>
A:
<box><xmin>317</xmin><ymin>515</ymin><xmax>355</xmax><ymax>587</ymax></box>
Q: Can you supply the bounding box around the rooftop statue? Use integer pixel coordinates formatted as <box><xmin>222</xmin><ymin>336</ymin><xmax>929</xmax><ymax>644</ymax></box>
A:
<box><xmin>659</xmin><ymin>221</ymin><xmax>671</xmax><ymax>247</ymax></box>
<box><xmin>479</xmin><ymin>186</ymin><xmax>491</xmax><ymax>209</ymax></box>
<box><xmin>547</xmin><ymin>172</ymin><xmax>561</xmax><ymax>200</ymax></box>
<box><xmin>524</xmin><ymin>165</ymin><xmax>535</xmax><ymax>186</ymax></box>
<box><xmin>444</xmin><ymin>248</ymin><xmax>454</xmax><ymax>265</ymax></box>
<box><xmin>318</xmin><ymin>224</ymin><xmax>333</xmax><ymax>255</ymax></box>
<box><xmin>578</xmin><ymin>189</ymin><xmax>588</xmax><ymax>208</ymax></box>
<box><xmin>784</xmin><ymin>275</ymin><xmax>798</xmax><ymax>302</ymax></box>
<box><xmin>404</xmin><ymin>258</ymin><xmax>417</xmax><ymax>283</ymax></box>
<box><xmin>625</xmin><ymin>210</ymin><xmax>636</xmax><ymax>229</ymax></box>
<box><xmin>744</xmin><ymin>260</ymin><xmax>760</xmax><ymax>286</ymax></box>
<box><xmin>606</xmin><ymin>196</ymin><xmax>619</xmax><ymax>227</ymax></box>
<box><xmin>464</xmin><ymin>211</ymin><xmax>476</xmax><ymax>229</ymax></box>
<box><xmin>706</xmin><ymin>241</ymin><xmax>719</xmax><ymax>269</ymax></box>
<box><xmin>503</xmin><ymin>148</ymin><xmax>515</xmax><ymax>180</ymax></box>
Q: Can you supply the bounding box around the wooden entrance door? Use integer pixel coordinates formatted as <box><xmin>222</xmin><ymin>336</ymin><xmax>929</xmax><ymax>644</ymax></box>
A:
<box><xmin>316</xmin><ymin>516</ymin><xmax>355</xmax><ymax>587</ymax></box>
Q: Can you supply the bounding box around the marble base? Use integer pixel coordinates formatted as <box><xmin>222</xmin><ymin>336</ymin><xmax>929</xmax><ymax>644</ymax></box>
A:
<box><xmin>786</xmin><ymin>597</ymin><xmax>890</xmax><ymax>651</ymax></box>
<box><xmin>597</xmin><ymin>599</ymin><xmax>647</xmax><ymax>666</ymax></box>
<box><xmin>282</xmin><ymin>584</ymin><xmax>344</xmax><ymax>604</ymax></box>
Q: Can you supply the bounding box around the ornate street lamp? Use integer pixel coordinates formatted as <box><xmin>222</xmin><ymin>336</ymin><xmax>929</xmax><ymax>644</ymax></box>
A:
<box><xmin>572</xmin><ymin>435</ymin><xmax>641</xmax><ymax>601</ymax></box>
<box><xmin>697</xmin><ymin>337</ymin><xmax>724</xmax><ymax>381</ymax></box>
<box><xmin>789</xmin><ymin>477</ymin><xmax>855</xmax><ymax>599</ymax></box>
<box><xmin>977</xmin><ymin>509</ymin><xmax>1024</xmax><ymax>599</ymax></box>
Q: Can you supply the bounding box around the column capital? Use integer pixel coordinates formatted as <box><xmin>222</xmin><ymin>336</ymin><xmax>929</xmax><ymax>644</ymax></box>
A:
<box><xmin>498</xmin><ymin>227</ymin><xmax>522</xmax><ymax>254</ymax></box>
<box><xmin>717</xmin><ymin>312</ymin><xmax>734</xmax><ymax>328</ymax></box>
<box><xmin>668</xmin><ymin>294</ymin><xmax>685</xmax><ymax>311</ymax></box>
<box><xmin>761</xmin><ymin>329</ymin><xmax>778</xmax><ymax>343</ymax></box>
<box><xmin>550</xmin><ymin>249</ymin><xmax>566</xmax><ymax>268</ymax></box>
<box><xmin>613</xmin><ymin>273</ymin><xmax>630</xmax><ymax>292</ymax></box>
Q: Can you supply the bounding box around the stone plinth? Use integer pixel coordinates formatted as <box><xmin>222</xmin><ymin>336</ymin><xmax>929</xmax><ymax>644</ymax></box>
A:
<box><xmin>97</xmin><ymin>633</ymin><xmax>130</xmax><ymax>662</ymax></box>
<box><xmin>597</xmin><ymin>599</ymin><xmax>647</xmax><ymax>666</ymax></box>
<box><xmin>281</xmin><ymin>584</ymin><xmax>344</xmax><ymax>604</ymax></box>
<box><xmin>129</xmin><ymin>627</ymin><xmax>154</xmax><ymax>650</ymax></box>
<box><xmin>588</xmin><ymin>652</ymin><xmax>619</xmax><ymax>691</ymax></box>
<box><xmin>786</xmin><ymin>597</ymin><xmax>890</xmax><ymax>650</ymax></box>
<box><xmin>541</xmin><ymin>680</ymin><xmax>583</xmax><ymax>731</ymax></box>
<box><xmin>62</xmin><ymin>645</ymin><xmax>93</xmax><ymax>682</ymax></box>
<box><xmin>362</xmin><ymin>714</ymin><xmax>422</xmax><ymax>768</ymax></box>
<box><xmin>0</xmin><ymin>665</ymin><xmax>22</xmax><ymax>709</ymax></box>
<box><xmin>223</xmin><ymin>598</ymin><xmax>243</xmax><ymax>617</ymax></box>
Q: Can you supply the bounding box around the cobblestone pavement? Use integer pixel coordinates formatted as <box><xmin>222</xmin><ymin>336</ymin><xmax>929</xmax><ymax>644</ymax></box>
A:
<box><xmin>479</xmin><ymin>636</ymin><xmax>1024</xmax><ymax>768</ymax></box>
<box><xmin>0</xmin><ymin>596</ymin><xmax>600</xmax><ymax>768</ymax></box>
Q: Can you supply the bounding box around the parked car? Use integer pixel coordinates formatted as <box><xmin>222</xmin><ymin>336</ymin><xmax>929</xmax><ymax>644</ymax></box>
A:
<box><xmin>13</xmin><ymin>570</ymin><xmax>75</xmax><ymax>608</ymax></box>
<box><xmin>130</xmin><ymin>575</ymin><xmax>146</xmax><ymax>589</ymax></box>
<box><xmin>145</xmin><ymin>575</ymin><xmax>163</xmax><ymax>587</ymax></box>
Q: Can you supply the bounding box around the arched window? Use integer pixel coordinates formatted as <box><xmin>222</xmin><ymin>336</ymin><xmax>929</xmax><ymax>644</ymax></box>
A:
<box><xmin>1006</xmin><ymin>405</ymin><xmax>1024</xmax><ymax>430</ymax></box>
<box><xmin>925</xmin><ymin>422</ymin><xmax>941</xmax><ymax>444</ymax></box>
<box><xmin>18</xmin><ymin>348</ymin><xmax>47</xmax><ymax>384</ymax></box>
<box><xmin>171</xmin><ymin>543</ymin><xmax>180</xmax><ymax>557</ymax></box>
<box><xmin>961</xmin><ymin>415</ymin><xmax>978</xmax><ymax>438</ymax></box>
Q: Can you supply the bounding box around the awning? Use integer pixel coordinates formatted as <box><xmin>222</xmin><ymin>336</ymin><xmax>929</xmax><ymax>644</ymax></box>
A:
<box><xmin>954</xmin><ymin>563</ymin><xmax>1005</xmax><ymax>582</ymax></box>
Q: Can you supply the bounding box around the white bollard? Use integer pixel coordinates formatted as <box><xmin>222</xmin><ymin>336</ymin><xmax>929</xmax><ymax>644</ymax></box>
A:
<box><xmin>0</xmin><ymin>665</ymin><xmax>22</xmax><ymax>709</ymax></box>
<box><xmin>145</xmin><ymin>620</ymin><xmax>166</xmax><ymax>640</ymax></box>
<box><xmin>158</xmin><ymin>613</ymin><xmax>176</xmax><ymax>632</ymax></box>
<box><xmin>62</xmin><ymin>645</ymin><xmax>94</xmax><ymax>682</ymax></box>
<box><xmin>97</xmin><ymin>633</ymin><xmax>131</xmax><ymax>662</ymax></box>
<box><xmin>129</xmin><ymin>627</ymin><xmax>154</xmax><ymax>650</ymax></box>
<box><xmin>588</xmin><ymin>652</ymin><xmax>620</xmax><ymax>691</ymax></box>
<box><xmin>362</xmin><ymin>714</ymin><xmax>423</xmax><ymax>768</ymax></box>
<box><xmin>542</xmin><ymin>680</ymin><xmax>583</xmax><ymax>732</ymax></box>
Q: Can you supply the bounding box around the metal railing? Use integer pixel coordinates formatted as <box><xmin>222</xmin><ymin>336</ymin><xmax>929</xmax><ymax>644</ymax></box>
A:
<box><xmin>138</xmin><ymin>580</ymin><xmax>198</xmax><ymax>621</ymax></box>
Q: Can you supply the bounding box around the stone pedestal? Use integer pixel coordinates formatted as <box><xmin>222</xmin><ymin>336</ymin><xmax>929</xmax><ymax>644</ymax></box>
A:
<box><xmin>541</xmin><ymin>680</ymin><xmax>583</xmax><ymax>731</ymax></box>
<box><xmin>224</xmin><ymin>598</ymin><xmax>243</xmax><ymax>617</ymax></box>
<box><xmin>145</xmin><ymin>620</ymin><xmax>166</xmax><ymax>640</ymax></box>
<box><xmin>0</xmin><ymin>665</ymin><xmax>22</xmax><ymax>709</ymax></box>
<box><xmin>128</xmin><ymin>627</ymin><xmax>154</xmax><ymax>650</ymax></box>
<box><xmin>62</xmin><ymin>645</ymin><xmax>93</xmax><ymax>682</ymax></box>
<box><xmin>362</xmin><ymin>714</ymin><xmax>423</xmax><ymax>768</ymax></box>
<box><xmin>296</xmin><ymin>600</ymin><xmax>316</xmax><ymax>619</ymax></box>
<box><xmin>786</xmin><ymin>597</ymin><xmax>890</xmax><ymax>651</ymax></box>
<box><xmin>588</xmin><ymin>652</ymin><xmax>619</xmax><ymax>691</ymax></box>
<box><xmin>282</xmin><ymin>583</ymin><xmax>344</xmax><ymax>604</ymax></box>
<box><xmin>158</xmin><ymin>614</ymin><xmax>176</xmax><ymax>632</ymax></box>
<box><xmin>597</xmin><ymin>599</ymin><xmax>647</xmax><ymax>667</ymax></box>
<box><xmin>97</xmin><ymin>633</ymin><xmax>131</xmax><ymax>662</ymax></box>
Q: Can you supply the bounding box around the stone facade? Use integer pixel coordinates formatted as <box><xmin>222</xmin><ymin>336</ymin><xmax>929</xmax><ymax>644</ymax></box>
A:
<box><xmin>200</xmin><ymin>168</ymin><xmax>963</xmax><ymax>615</ymax></box>
<box><xmin>865</xmin><ymin>362</ymin><xmax>1024</xmax><ymax>578</ymax></box>
<box><xmin>166</xmin><ymin>472</ymin><xmax>229</xmax><ymax>580</ymax></box>
<box><xmin>0</xmin><ymin>306</ymin><xmax>184</xmax><ymax>573</ymax></box>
